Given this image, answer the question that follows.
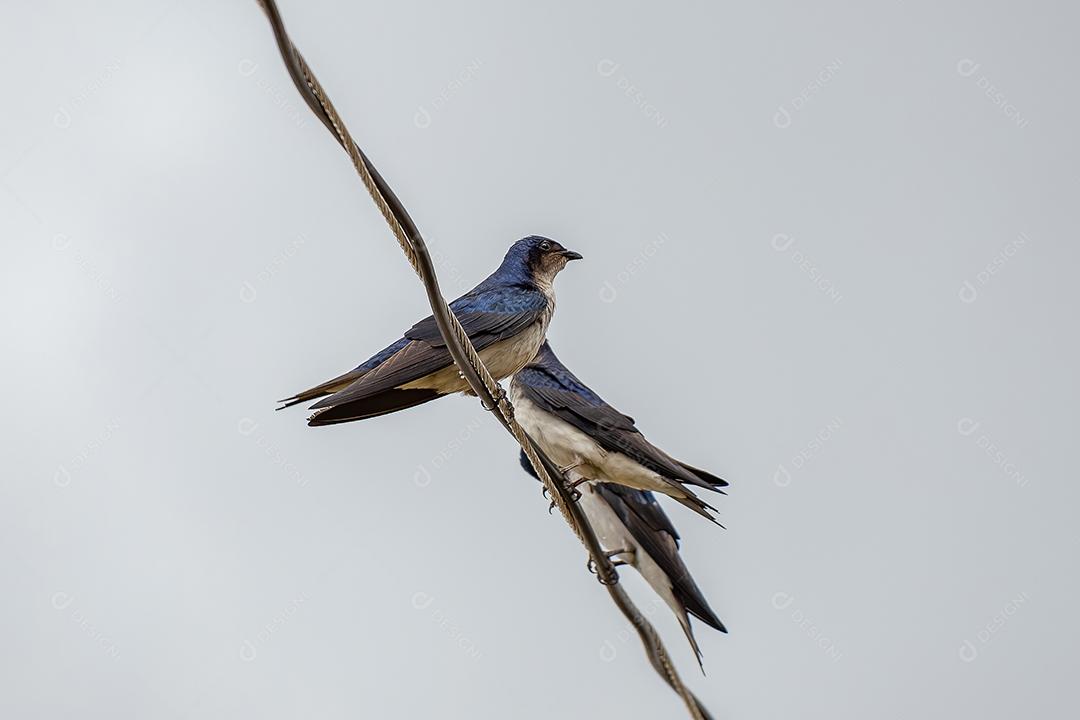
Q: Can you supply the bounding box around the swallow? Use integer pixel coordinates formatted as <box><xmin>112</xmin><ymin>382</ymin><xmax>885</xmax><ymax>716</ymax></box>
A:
<box><xmin>509</xmin><ymin>342</ymin><xmax>727</xmax><ymax>519</ymax></box>
<box><xmin>519</xmin><ymin>450</ymin><xmax>726</xmax><ymax>668</ymax></box>
<box><xmin>280</xmin><ymin>236</ymin><xmax>581</xmax><ymax>425</ymax></box>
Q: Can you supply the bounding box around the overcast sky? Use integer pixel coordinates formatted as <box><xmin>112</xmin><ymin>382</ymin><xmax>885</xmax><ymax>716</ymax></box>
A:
<box><xmin>2</xmin><ymin>1</ymin><xmax>1078</xmax><ymax>718</ymax></box>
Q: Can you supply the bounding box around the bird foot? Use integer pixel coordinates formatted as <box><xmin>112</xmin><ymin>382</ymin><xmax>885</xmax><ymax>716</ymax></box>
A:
<box><xmin>547</xmin><ymin>488</ymin><xmax>582</xmax><ymax>513</ymax></box>
<box><xmin>481</xmin><ymin>385</ymin><xmax>508</xmax><ymax>412</ymax></box>
<box><xmin>586</xmin><ymin>549</ymin><xmax>634</xmax><ymax>575</ymax></box>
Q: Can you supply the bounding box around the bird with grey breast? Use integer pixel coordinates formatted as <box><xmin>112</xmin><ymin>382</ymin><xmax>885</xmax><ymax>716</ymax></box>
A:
<box><xmin>518</xmin><ymin>450</ymin><xmax>726</xmax><ymax>669</ymax></box>
<box><xmin>279</xmin><ymin>236</ymin><xmax>582</xmax><ymax>425</ymax></box>
<box><xmin>509</xmin><ymin>342</ymin><xmax>728</xmax><ymax>520</ymax></box>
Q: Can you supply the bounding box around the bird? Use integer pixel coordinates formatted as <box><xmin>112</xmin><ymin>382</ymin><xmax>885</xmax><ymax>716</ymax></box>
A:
<box><xmin>518</xmin><ymin>449</ymin><xmax>726</xmax><ymax>668</ymax></box>
<box><xmin>508</xmin><ymin>341</ymin><xmax>728</xmax><ymax>520</ymax></box>
<box><xmin>279</xmin><ymin>236</ymin><xmax>582</xmax><ymax>426</ymax></box>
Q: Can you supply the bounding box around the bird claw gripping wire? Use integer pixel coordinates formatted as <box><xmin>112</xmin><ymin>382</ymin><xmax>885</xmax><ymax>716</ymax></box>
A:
<box><xmin>481</xmin><ymin>384</ymin><xmax>509</xmax><ymax>414</ymax></box>
<box><xmin>587</xmin><ymin>549</ymin><xmax>633</xmax><ymax>575</ymax></box>
<box><xmin>543</xmin><ymin>479</ymin><xmax>582</xmax><ymax>513</ymax></box>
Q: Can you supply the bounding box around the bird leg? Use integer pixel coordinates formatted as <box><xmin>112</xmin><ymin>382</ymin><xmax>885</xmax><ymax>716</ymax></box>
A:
<box><xmin>481</xmin><ymin>384</ymin><xmax>508</xmax><ymax>413</ymax></box>
<box><xmin>547</xmin><ymin>485</ymin><xmax>582</xmax><ymax>513</ymax></box>
<box><xmin>586</xmin><ymin>548</ymin><xmax>635</xmax><ymax>574</ymax></box>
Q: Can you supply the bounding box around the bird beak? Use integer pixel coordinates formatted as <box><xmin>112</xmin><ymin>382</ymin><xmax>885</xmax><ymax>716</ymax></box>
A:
<box><xmin>560</xmin><ymin>249</ymin><xmax>583</xmax><ymax>261</ymax></box>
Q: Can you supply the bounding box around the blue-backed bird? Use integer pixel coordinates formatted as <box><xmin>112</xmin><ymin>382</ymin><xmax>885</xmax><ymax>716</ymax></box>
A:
<box><xmin>509</xmin><ymin>341</ymin><xmax>728</xmax><ymax>518</ymax></box>
<box><xmin>518</xmin><ymin>449</ymin><xmax>726</xmax><ymax>668</ymax></box>
<box><xmin>280</xmin><ymin>236</ymin><xmax>581</xmax><ymax>425</ymax></box>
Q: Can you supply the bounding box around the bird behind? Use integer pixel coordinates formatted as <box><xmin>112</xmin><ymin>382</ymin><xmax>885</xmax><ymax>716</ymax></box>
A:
<box><xmin>517</xmin><ymin>450</ymin><xmax>726</xmax><ymax>670</ymax></box>
<box><xmin>509</xmin><ymin>342</ymin><xmax>727</xmax><ymax>518</ymax></box>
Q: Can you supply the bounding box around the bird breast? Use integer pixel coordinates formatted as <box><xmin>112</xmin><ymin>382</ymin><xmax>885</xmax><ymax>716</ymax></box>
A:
<box><xmin>511</xmin><ymin>390</ymin><xmax>607</xmax><ymax>471</ymax></box>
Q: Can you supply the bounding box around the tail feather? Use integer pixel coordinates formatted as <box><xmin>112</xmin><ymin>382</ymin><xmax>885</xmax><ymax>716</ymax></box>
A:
<box><xmin>677</xmin><ymin>461</ymin><xmax>728</xmax><ymax>489</ymax></box>
<box><xmin>674</xmin><ymin>606</ymin><xmax>707</xmax><ymax>675</ymax></box>
<box><xmin>278</xmin><ymin>369</ymin><xmax>369</xmax><ymax>411</ymax></box>
<box><xmin>672</xmin><ymin>494</ymin><xmax>725</xmax><ymax>528</ymax></box>
<box><xmin>307</xmin><ymin>387</ymin><xmax>443</xmax><ymax>426</ymax></box>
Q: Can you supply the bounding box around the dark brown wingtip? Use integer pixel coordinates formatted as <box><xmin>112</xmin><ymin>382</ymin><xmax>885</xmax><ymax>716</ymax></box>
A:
<box><xmin>677</xmin><ymin>461</ymin><xmax>729</xmax><ymax>488</ymax></box>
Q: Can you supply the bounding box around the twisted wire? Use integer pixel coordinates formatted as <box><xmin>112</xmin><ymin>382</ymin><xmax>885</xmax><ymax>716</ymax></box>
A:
<box><xmin>254</xmin><ymin>3</ymin><xmax>710</xmax><ymax>717</ymax></box>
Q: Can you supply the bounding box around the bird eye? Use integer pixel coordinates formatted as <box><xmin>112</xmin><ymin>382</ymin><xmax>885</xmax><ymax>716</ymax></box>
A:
<box><xmin>539</xmin><ymin>241</ymin><xmax>552</xmax><ymax>251</ymax></box>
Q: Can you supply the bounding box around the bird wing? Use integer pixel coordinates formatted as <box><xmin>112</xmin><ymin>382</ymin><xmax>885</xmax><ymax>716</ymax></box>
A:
<box><xmin>310</xmin><ymin>286</ymin><xmax>547</xmax><ymax>409</ymax></box>
<box><xmin>519</xmin><ymin>383</ymin><xmax>725</xmax><ymax>491</ymax></box>
<box><xmin>595</xmin><ymin>483</ymin><xmax>726</xmax><ymax>633</ymax></box>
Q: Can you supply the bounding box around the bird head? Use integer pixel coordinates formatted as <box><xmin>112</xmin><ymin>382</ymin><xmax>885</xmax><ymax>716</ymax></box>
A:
<box><xmin>502</xmin><ymin>235</ymin><xmax>583</xmax><ymax>287</ymax></box>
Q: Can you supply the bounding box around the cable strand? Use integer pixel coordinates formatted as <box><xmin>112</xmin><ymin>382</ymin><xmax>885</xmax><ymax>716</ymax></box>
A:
<box><xmin>253</xmin><ymin>3</ymin><xmax>711</xmax><ymax>717</ymax></box>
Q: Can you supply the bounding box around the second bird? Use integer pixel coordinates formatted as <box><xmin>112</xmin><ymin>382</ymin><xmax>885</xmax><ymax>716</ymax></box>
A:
<box><xmin>280</xmin><ymin>236</ymin><xmax>581</xmax><ymax>425</ymax></box>
<box><xmin>509</xmin><ymin>342</ymin><xmax>728</xmax><ymax>519</ymax></box>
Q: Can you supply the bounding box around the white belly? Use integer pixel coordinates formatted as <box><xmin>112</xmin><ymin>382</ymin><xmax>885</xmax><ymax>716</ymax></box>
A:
<box><xmin>512</xmin><ymin>392</ymin><xmax>608</xmax><ymax>470</ymax></box>
<box><xmin>577</xmin><ymin>483</ymin><xmax>683</xmax><ymax>625</ymax></box>
<box><xmin>512</xmin><ymin>391</ymin><xmax>691</xmax><ymax>499</ymax></box>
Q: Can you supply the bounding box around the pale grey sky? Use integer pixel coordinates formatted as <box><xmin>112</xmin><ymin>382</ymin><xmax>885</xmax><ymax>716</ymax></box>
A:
<box><xmin>2</xmin><ymin>1</ymin><xmax>1077</xmax><ymax>718</ymax></box>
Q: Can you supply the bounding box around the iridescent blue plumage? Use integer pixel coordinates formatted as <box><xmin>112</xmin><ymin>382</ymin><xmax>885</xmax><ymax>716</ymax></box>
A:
<box><xmin>280</xmin><ymin>235</ymin><xmax>581</xmax><ymax>425</ymax></box>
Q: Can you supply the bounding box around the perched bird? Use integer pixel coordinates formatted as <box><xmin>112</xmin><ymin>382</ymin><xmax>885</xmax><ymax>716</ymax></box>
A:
<box><xmin>518</xmin><ymin>450</ymin><xmax>726</xmax><ymax>668</ymax></box>
<box><xmin>509</xmin><ymin>342</ymin><xmax>727</xmax><ymax>519</ymax></box>
<box><xmin>280</xmin><ymin>236</ymin><xmax>582</xmax><ymax>425</ymax></box>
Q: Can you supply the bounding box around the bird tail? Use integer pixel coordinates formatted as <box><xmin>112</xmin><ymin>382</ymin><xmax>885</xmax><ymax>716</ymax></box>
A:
<box><xmin>673</xmin><ymin>604</ymin><xmax>707</xmax><ymax>674</ymax></box>
<box><xmin>306</xmin><ymin>387</ymin><xmax>443</xmax><ymax>426</ymax></box>
<box><xmin>677</xmin><ymin>461</ymin><xmax>728</xmax><ymax>491</ymax></box>
<box><xmin>672</xmin><ymin>493</ymin><xmax>725</xmax><ymax>528</ymax></box>
<box><xmin>277</xmin><ymin>368</ymin><xmax>370</xmax><ymax>410</ymax></box>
